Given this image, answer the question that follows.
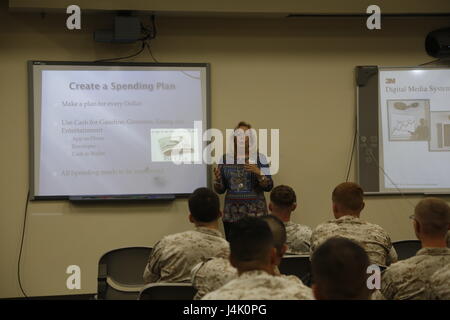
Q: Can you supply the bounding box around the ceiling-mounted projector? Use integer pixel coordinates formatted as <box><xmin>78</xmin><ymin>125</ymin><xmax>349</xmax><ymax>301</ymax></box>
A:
<box><xmin>425</xmin><ymin>27</ymin><xmax>450</xmax><ymax>58</ymax></box>
<box><xmin>94</xmin><ymin>16</ymin><xmax>141</xmax><ymax>43</ymax></box>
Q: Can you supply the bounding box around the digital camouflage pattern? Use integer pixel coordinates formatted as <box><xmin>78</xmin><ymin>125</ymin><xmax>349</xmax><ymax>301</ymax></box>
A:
<box><xmin>191</xmin><ymin>257</ymin><xmax>238</xmax><ymax>300</ymax></box>
<box><xmin>202</xmin><ymin>270</ymin><xmax>313</xmax><ymax>300</ymax></box>
<box><xmin>376</xmin><ymin>248</ymin><xmax>450</xmax><ymax>300</ymax></box>
<box><xmin>191</xmin><ymin>258</ymin><xmax>286</xmax><ymax>299</ymax></box>
<box><xmin>284</xmin><ymin>221</ymin><xmax>312</xmax><ymax>255</ymax></box>
<box><xmin>310</xmin><ymin>215</ymin><xmax>397</xmax><ymax>267</ymax></box>
<box><xmin>143</xmin><ymin>227</ymin><xmax>229</xmax><ymax>283</ymax></box>
<box><xmin>427</xmin><ymin>266</ymin><xmax>450</xmax><ymax>300</ymax></box>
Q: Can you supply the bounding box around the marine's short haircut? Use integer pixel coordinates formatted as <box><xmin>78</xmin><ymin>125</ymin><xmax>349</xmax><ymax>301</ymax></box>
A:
<box><xmin>270</xmin><ymin>185</ymin><xmax>297</xmax><ymax>208</ymax></box>
<box><xmin>229</xmin><ymin>216</ymin><xmax>274</xmax><ymax>263</ymax></box>
<box><xmin>188</xmin><ymin>188</ymin><xmax>220</xmax><ymax>223</ymax></box>
<box><xmin>261</xmin><ymin>215</ymin><xmax>287</xmax><ymax>252</ymax></box>
<box><xmin>311</xmin><ymin>237</ymin><xmax>371</xmax><ymax>300</ymax></box>
<box><xmin>415</xmin><ymin>197</ymin><xmax>450</xmax><ymax>237</ymax></box>
<box><xmin>332</xmin><ymin>182</ymin><xmax>364</xmax><ymax>211</ymax></box>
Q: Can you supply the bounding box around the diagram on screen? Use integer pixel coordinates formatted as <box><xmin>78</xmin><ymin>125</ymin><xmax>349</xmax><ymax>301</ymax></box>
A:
<box><xmin>429</xmin><ymin>111</ymin><xmax>450</xmax><ymax>152</ymax></box>
<box><xmin>151</xmin><ymin>128</ymin><xmax>199</xmax><ymax>162</ymax></box>
<box><xmin>387</xmin><ymin>100</ymin><xmax>430</xmax><ymax>141</ymax></box>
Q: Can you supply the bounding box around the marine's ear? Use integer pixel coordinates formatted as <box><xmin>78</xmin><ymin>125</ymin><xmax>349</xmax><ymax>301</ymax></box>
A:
<box><xmin>229</xmin><ymin>254</ymin><xmax>238</xmax><ymax>269</ymax></box>
<box><xmin>269</xmin><ymin>247</ymin><xmax>278</xmax><ymax>266</ymax></box>
<box><xmin>279</xmin><ymin>244</ymin><xmax>288</xmax><ymax>259</ymax></box>
<box><xmin>291</xmin><ymin>203</ymin><xmax>297</xmax><ymax>212</ymax></box>
<box><xmin>312</xmin><ymin>283</ymin><xmax>323</xmax><ymax>300</ymax></box>
<box><xmin>413</xmin><ymin>219</ymin><xmax>421</xmax><ymax>240</ymax></box>
<box><xmin>360</xmin><ymin>202</ymin><xmax>365</xmax><ymax>211</ymax></box>
<box><xmin>332</xmin><ymin>202</ymin><xmax>339</xmax><ymax>217</ymax></box>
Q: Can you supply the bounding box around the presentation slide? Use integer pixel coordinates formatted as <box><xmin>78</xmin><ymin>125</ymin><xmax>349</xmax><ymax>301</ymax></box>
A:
<box><xmin>31</xmin><ymin>63</ymin><xmax>208</xmax><ymax>197</ymax></box>
<box><xmin>379</xmin><ymin>68</ymin><xmax>450</xmax><ymax>193</ymax></box>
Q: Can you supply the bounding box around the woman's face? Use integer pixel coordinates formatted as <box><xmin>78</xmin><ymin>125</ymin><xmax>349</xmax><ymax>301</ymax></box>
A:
<box><xmin>234</xmin><ymin>126</ymin><xmax>250</xmax><ymax>151</ymax></box>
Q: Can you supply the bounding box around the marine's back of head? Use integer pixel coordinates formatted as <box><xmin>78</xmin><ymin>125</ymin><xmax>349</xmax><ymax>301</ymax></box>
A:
<box><xmin>311</xmin><ymin>237</ymin><xmax>371</xmax><ymax>300</ymax></box>
<box><xmin>260</xmin><ymin>215</ymin><xmax>287</xmax><ymax>259</ymax></box>
<box><xmin>188</xmin><ymin>187</ymin><xmax>221</xmax><ymax>223</ymax></box>
<box><xmin>332</xmin><ymin>182</ymin><xmax>365</xmax><ymax>217</ymax></box>
<box><xmin>270</xmin><ymin>185</ymin><xmax>297</xmax><ymax>211</ymax></box>
<box><xmin>229</xmin><ymin>216</ymin><xmax>277</xmax><ymax>274</ymax></box>
<box><xmin>413</xmin><ymin>197</ymin><xmax>450</xmax><ymax>240</ymax></box>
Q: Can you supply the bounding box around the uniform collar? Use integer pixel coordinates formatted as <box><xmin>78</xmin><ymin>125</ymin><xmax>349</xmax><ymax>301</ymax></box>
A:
<box><xmin>335</xmin><ymin>215</ymin><xmax>360</xmax><ymax>221</ymax></box>
<box><xmin>239</xmin><ymin>269</ymin><xmax>273</xmax><ymax>279</ymax></box>
<box><xmin>416</xmin><ymin>247</ymin><xmax>450</xmax><ymax>256</ymax></box>
<box><xmin>194</xmin><ymin>226</ymin><xmax>224</xmax><ymax>238</ymax></box>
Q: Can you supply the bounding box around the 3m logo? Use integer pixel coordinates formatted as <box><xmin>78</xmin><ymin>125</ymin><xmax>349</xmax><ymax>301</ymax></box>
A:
<box><xmin>385</xmin><ymin>78</ymin><xmax>396</xmax><ymax>84</ymax></box>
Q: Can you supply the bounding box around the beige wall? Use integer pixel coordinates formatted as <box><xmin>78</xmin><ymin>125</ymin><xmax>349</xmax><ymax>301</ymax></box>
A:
<box><xmin>9</xmin><ymin>0</ymin><xmax>450</xmax><ymax>14</ymax></box>
<box><xmin>1</xmin><ymin>3</ymin><xmax>449</xmax><ymax>298</ymax></box>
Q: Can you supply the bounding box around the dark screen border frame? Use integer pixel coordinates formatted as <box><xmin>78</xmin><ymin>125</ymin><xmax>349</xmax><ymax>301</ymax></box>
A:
<box><xmin>28</xmin><ymin>60</ymin><xmax>211</xmax><ymax>201</ymax></box>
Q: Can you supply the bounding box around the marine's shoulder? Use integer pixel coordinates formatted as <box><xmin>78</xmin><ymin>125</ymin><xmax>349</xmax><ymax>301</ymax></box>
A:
<box><xmin>278</xmin><ymin>274</ymin><xmax>306</xmax><ymax>287</ymax></box>
<box><xmin>360</xmin><ymin>220</ymin><xmax>389</xmax><ymax>233</ymax></box>
<box><xmin>431</xmin><ymin>266</ymin><xmax>450</xmax><ymax>282</ymax></box>
<box><xmin>203</xmin><ymin>272</ymin><xmax>312</xmax><ymax>300</ymax></box>
<box><xmin>193</xmin><ymin>258</ymin><xmax>238</xmax><ymax>297</ymax></box>
<box><xmin>427</xmin><ymin>267</ymin><xmax>450</xmax><ymax>299</ymax></box>
<box><xmin>383</xmin><ymin>256</ymin><xmax>419</xmax><ymax>276</ymax></box>
<box><xmin>314</xmin><ymin>220</ymin><xmax>335</xmax><ymax>229</ymax></box>
<box><xmin>271</xmin><ymin>275</ymin><xmax>313</xmax><ymax>299</ymax></box>
<box><xmin>199</xmin><ymin>258</ymin><xmax>235</xmax><ymax>274</ymax></box>
<box><xmin>312</xmin><ymin>220</ymin><xmax>338</xmax><ymax>234</ymax></box>
<box><xmin>201</xmin><ymin>290</ymin><xmax>222</xmax><ymax>300</ymax></box>
<box><xmin>162</xmin><ymin>230</ymin><xmax>196</xmax><ymax>242</ymax></box>
<box><xmin>287</xmin><ymin>222</ymin><xmax>312</xmax><ymax>233</ymax></box>
<box><xmin>160</xmin><ymin>230</ymin><xmax>219</xmax><ymax>248</ymax></box>
<box><xmin>201</xmin><ymin>276</ymin><xmax>246</xmax><ymax>299</ymax></box>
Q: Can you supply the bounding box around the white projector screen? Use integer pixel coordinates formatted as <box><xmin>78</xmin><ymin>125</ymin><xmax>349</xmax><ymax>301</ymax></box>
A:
<box><xmin>378</xmin><ymin>67</ymin><xmax>450</xmax><ymax>194</ymax></box>
<box><xmin>29</xmin><ymin>61</ymin><xmax>210</xmax><ymax>199</ymax></box>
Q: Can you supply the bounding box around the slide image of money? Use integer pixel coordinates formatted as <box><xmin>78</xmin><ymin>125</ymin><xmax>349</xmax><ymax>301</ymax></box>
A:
<box><xmin>151</xmin><ymin>128</ymin><xmax>198</xmax><ymax>162</ymax></box>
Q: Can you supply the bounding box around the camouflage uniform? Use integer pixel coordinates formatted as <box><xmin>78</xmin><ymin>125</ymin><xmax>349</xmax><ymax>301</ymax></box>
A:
<box><xmin>310</xmin><ymin>215</ymin><xmax>397</xmax><ymax>267</ymax></box>
<box><xmin>376</xmin><ymin>247</ymin><xmax>450</xmax><ymax>300</ymax></box>
<box><xmin>427</xmin><ymin>266</ymin><xmax>450</xmax><ymax>300</ymax></box>
<box><xmin>191</xmin><ymin>257</ymin><xmax>238</xmax><ymax>300</ymax></box>
<box><xmin>143</xmin><ymin>227</ymin><xmax>229</xmax><ymax>283</ymax></box>
<box><xmin>284</xmin><ymin>221</ymin><xmax>312</xmax><ymax>255</ymax></box>
<box><xmin>202</xmin><ymin>270</ymin><xmax>314</xmax><ymax>300</ymax></box>
<box><xmin>191</xmin><ymin>258</ymin><xmax>286</xmax><ymax>299</ymax></box>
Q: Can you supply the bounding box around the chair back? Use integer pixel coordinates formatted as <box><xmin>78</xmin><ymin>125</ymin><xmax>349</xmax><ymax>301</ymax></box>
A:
<box><xmin>97</xmin><ymin>246</ymin><xmax>152</xmax><ymax>300</ymax></box>
<box><xmin>392</xmin><ymin>240</ymin><xmax>421</xmax><ymax>261</ymax></box>
<box><xmin>139</xmin><ymin>283</ymin><xmax>197</xmax><ymax>300</ymax></box>
<box><xmin>279</xmin><ymin>255</ymin><xmax>311</xmax><ymax>286</ymax></box>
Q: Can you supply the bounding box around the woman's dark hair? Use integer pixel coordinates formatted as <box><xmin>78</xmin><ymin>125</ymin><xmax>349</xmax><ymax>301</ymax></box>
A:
<box><xmin>233</xmin><ymin>121</ymin><xmax>255</xmax><ymax>160</ymax></box>
<box><xmin>234</xmin><ymin>121</ymin><xmax>252</xmax><ymax>130</ymax></box>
